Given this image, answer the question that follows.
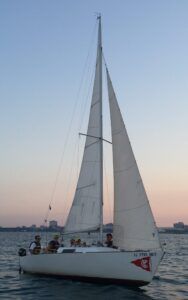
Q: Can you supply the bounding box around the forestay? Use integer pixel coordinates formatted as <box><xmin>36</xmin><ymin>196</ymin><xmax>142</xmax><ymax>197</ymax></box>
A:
<box><xmin>106</xmin><ymin>68</ymin><xmax>161</xmax><ymax>251</ymax></box>
<box><xmin>64</xmin><ymin>20</ymin><xmax>103</xmax><ymax>234</ymax></box>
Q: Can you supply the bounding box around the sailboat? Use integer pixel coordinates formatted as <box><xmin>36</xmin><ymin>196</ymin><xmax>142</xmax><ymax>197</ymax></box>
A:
<box><xmin>19</xmin><ymin>16</ymin><xmax>164</xmax><ymax>286</ymax></box>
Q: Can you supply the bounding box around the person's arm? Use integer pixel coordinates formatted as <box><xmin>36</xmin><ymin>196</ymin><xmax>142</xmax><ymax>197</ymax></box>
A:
<box><xmin>29</xmin><ymin>242</ymin><xmax>36</xmax><ymax>254</ymax></box>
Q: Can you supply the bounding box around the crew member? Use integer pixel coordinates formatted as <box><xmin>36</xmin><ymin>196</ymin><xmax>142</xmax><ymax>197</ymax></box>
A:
<box><xmin>47</xmin><ymin>234</ymin><xmax>60</xmax><ymax>253</ymax></box>
<box><xmin>29</xmin><ymin>235</ymin><xmax>41</xmax><ymax>254</ymax></box>
<box><xmin>105</xmin><ymin>233</ymin><xmax>113</xmax><ymax>247</ymax></box>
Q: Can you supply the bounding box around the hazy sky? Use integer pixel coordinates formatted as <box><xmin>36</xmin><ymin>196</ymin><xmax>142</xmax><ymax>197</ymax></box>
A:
<box><xmin>1</xmin><ymin>1</ymin><xmax>188</xmax><ymax>227</ymax></box>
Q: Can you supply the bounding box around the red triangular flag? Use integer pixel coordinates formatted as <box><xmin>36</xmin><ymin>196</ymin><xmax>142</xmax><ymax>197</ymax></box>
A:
<box><xmin>131</xmin><ymin>256</ymin><xmax>151</xmax><ymax>272</ymax></box>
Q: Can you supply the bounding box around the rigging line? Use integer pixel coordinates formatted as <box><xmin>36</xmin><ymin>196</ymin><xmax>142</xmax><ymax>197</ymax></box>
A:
<box><xmin>65</xmin><ymin>135</ymin><xmax>100</xmax><ymax>226</ymax></box>
<box><xmin>62</xmin><ymin>20</ymin><xmax>101</xmax><ymax>227</ymax></box>
<box><xmin>78</xmin><ymin>66</ymin><xmax>95</xmax><ymax>133</ymax></box>
<box><xmin>77</xmin><ymin>133</ymin><xmax>80</xmax><ymax>179</ymax></box>
<box><xmin>76</xmin><ymin>20</ymin><xmax>98</xmax><ymax>133</ymax></box>
<box><xmin>78</xmin><ymin>24</ymin><xmax>98</xmax><ymax>133</ymax></box>
<box><xmin>43</xmin><ymin>20</ymin><xmax>98</xmax><ymax>224</ymax></box>
<box><xmin>62</xmin><ymin>45</ymin><xmax>98</xmax><ymax>224</ymax></box>
<box><xmin>102</xmin><ymin>51</ymin><xmax>108</xmax><ymax>70</ymax></box>
<box><xmin>61</xmin><ymin>138</ymin><xmax>80</xmax><ymax>225</ymax></box>
<box><xmin>63</xmin><ymin>70</ymin><xmax>101</xmax><ymax>225</ymax></box>
<box><xmin>62</xmin><ymin>112</ymin><xmax>99</xmax><ymax>226</ymax></box>
<box><xmin>64</xmin><ymin>29</ymin><xmax>98</xmax><ymax>226</ymax></box>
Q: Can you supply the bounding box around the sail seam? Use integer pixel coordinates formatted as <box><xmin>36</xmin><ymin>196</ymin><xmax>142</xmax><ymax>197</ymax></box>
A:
<box><xmin>112</xmin><ymin>128</ymin><xmax>123</xmax><ymax>136</ymax></box>
<box><xmin>85</xmin><ymin>141</ymin><xmax>99</xmax><ymax>148</ymax></box>
<box><xmin>79</xmin><ymin>195</ymin><xmax>99</xmax><ymax>199</ymax></box>
<box><xmin>114</xmin><ymin>164</ymin><xmax>135</xmax><ymax>173</ymax></box>
<box><xmin>91</xmin><ymin>100</ymin><xmax>100</xmax><ymax>107</ymax></box>
<box><xmin>88</xmin><ymin>126</ymin><xmax>99</xmax><ymax>129</ymax></box>
<box><xmin>114</xmin><ymin>202</ymin><xmax>148</xmax><ymax>212</ymax></box>
<box><xmin>76</xmin><ymin>183</ymin><xmax>95</xmax><ymax>190</ymax></box>
<box><xmin>83</xmin><ymin>160</ymin><xmax>100</xmax><ymax>163</ymax></box>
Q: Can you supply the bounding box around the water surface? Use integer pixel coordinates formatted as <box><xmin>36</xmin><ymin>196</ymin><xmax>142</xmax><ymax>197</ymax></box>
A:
<box><xmin>0</xmin><ymin>233</ymin><xmax>187</xmax><ymax>299</ymax></box>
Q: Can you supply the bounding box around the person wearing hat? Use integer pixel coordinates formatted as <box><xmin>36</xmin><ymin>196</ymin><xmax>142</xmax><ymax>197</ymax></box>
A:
<box><xmin>47</xmin><ymin>234</ymin><xmax>60</xmax><ymax>253</ymax></box>
<box><xmin>29</xmin><ymin>235</ymin><xmax>41</xmax><ymax>254</ymax></box>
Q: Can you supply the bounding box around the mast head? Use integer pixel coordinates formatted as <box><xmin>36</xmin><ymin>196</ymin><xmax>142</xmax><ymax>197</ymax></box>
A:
<box><xmin>95</xmin><ymin>12</ymin><xmax>101</xmax><ymax>20</ymax></box>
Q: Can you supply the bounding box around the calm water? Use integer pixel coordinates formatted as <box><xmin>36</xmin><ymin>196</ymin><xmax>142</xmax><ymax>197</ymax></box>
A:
<box><xmin>0</xmin><ymin>232</ymin><xmax>187</xmax><ymax>300</ymax></box>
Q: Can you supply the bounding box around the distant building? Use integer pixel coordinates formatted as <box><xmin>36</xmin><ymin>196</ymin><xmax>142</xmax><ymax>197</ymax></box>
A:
<box><xmin>173</xmin><ymin>222</ymin><xmax>185</xmax><ymax>229</ymax></box>
<box><xmin>49</xmin><ymin>220</ymin><xmax>58</xmax><ymax>229</ymax></box>
<box><xmin>40</xmin><ymin>225</ymin><xmax>46</xmax><ymax>229</ymax></box>
<box><xmin>31</xmin><ymin>224</ymin><xmax>36</xmax><ymax>228</ymax></box>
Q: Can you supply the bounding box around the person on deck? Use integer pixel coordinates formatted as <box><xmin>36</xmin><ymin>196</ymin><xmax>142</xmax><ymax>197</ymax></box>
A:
<box><xmin>29</xmin><ymin>235</ymin><xmax>41</xmax><ymax>254</ymax></box>
<box><xmin>75</xmin><ymin>238</ymin><xmax>81</xmax><ymax>247</ymax></box>
<box><xmin>105</xmin><ymin>233</ymin><xmax>113</xmax><ymax>247</ymax></box>
<box><xmin>70</xmin><ymin>238</ymin><xmax>76</xmax><ymax>247</ymax></box>
<box><xmin>47</xmin><ymin>234</ymin><xmax>60</xmax><ymax>253</ymax></box>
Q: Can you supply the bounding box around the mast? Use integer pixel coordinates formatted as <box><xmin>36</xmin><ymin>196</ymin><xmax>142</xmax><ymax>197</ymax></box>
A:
<box><xmin>98</xmin><ymin>15</ymin><xmax>103</xmax><ymax>243</ymax></box>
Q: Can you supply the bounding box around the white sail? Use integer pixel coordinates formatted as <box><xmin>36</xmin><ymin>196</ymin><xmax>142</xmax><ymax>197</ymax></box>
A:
<box><xmin>64</xmin><ymin>19</ymin><xmax>103</xmax><ymax>234</ymax></box>
<box><xmin>106</xmin><ymin>68</ymin><xmax>161</xmax><ymax>251</ymax></box>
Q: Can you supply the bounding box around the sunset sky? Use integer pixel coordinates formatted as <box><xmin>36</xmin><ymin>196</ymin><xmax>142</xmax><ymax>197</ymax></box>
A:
<box><xmin>1</xmin><ymin>1</ymin><xmax>188</xmax><ymax>227</ymax></box>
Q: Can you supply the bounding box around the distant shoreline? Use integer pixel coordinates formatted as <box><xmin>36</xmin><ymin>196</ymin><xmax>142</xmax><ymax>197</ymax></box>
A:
<box><xmin>159</xmin><ymin>229</ymin><xmax>188</xmax><ymax>234</ymax></box>
<box><xmin>0</xmin><ymin>226</ymin><xmax>188</xmax><ymax>234</ymax></box>
<box><xmin>0</xmin><ymin>227</ymin><xmax>63</xmax><ymax>233</ymax></box>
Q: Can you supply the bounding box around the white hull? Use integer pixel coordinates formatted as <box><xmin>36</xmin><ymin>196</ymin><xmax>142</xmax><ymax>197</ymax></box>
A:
<box><xmin>20</xmin><ymin>247</ymin><xmax>163</xmax><ymax>286</ymax></box>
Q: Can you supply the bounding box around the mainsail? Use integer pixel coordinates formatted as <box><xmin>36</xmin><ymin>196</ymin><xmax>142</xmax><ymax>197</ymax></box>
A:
<box><xmin>106</xmin><ymin>68</ymin><xmax>161</xmax><ymax>251</ymax></box>
<box><xmin>64</xmin><ymin>18</ymin><xmax>103</xmax><ymax>234</ymax></box>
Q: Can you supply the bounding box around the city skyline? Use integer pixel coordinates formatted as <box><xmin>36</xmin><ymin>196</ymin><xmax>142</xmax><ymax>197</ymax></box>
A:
<box><xmin>0</xmin><ymin>220</ymin><xmax>187</xmax><ymax>228</ymax></box>
<box><xmin>0</xmin><ymin>220</ymin><xmax>187</xmax><ymax>231</ymax></box>
<box><xmin>1</xmin><ymin>1</ymin><xmax>188</xmax><ymax>227</ymax></box>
